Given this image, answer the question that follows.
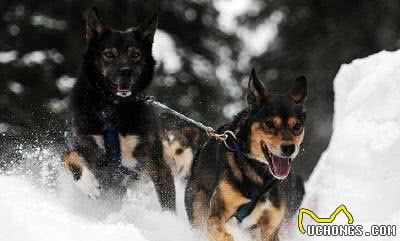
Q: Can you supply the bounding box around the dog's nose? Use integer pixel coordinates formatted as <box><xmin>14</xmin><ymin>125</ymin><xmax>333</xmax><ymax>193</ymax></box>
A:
<box><xmin>120</xmin><ymin>67</ymin><xmax>133</xmax><ymax>78</ymax></box>
<box><xmin>281</xmin><ymin>144</ymin><xmax>295</xmax><ymax>157</ymax></box>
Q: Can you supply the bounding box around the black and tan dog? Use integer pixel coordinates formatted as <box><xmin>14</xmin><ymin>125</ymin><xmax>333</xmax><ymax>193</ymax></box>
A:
<box><xmin>185</xmin><ymin>69</ymin><xmax>306</xmax><ymax>241</ymax></box>
<box><xmin>64</xmin><ymin>7</ymin><xmax>175</xmax><ymax>210</ymax></box>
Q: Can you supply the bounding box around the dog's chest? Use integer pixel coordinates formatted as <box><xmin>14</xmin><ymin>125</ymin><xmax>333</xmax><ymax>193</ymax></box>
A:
<box><xmin>92</xmin><ymin>134</ymin><xmax>140</xmax><ymax>169</ymax></box>
<box><xmin>236</xmin><ymin>199</ymin><xmax>273</xmax><ymax>228</ymax></box>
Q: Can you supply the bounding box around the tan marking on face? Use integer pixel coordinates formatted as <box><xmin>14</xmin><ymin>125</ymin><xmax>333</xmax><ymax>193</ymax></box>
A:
<box><xmin>287</xmin><ymin>116</ymin><xmax>298</xmax><ymax>129</ymax></box>
<box><xmin>226</xmin><ymin>152</ymin><xmax>243</xmax><ymax>182</ymax></box>
<box><xmin>272</xmin><ymin>116</ymin><xmax>282</xmax><ymax>129</ymax></box>
<box><xmin>250</xmin><ymin>122</ymin><xmax>283</xmax><ymax>159</ymax></box>
<box><xmin>119</xmin><ymin>135</ymin><xmax>140</xmax><ymax>169</ymax></box>
<box><xmin>292</xmin><ymin>129</ymin><xmax>305</xmax><ymax>145</ymax></box>
<box><xmin>64</xmin><ymin>151</ymin><xmax>85</xmax><ymax>173</ymax></box>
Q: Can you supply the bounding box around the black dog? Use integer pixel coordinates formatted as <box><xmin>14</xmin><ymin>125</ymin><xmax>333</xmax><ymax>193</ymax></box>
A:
<box><xmin>64</xmin><ymin>7</ymin><xmax>175</xmax><ymax>211</ymax></box>
<box><xmin>185</xmin><ymin>69</ymin><xmax>306</xmax><ymax>241</ymax></box>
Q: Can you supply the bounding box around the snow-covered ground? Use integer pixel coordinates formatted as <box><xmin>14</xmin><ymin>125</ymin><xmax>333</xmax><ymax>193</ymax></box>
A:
<box><xmin>1</xmin><ymin>50</ymin><xmax>400</xmax><ymax>240</ymax></box>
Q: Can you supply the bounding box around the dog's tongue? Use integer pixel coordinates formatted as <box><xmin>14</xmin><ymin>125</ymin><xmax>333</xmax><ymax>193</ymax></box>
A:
<box><xmin>117</xmin><ymin>82</ymin><xmax>131</xmax><ymax>91</ymax></box>
<box><xmin>271</xmin><ymin>155</ymin><xmax>290</xmax><ymax>179</ymax></box>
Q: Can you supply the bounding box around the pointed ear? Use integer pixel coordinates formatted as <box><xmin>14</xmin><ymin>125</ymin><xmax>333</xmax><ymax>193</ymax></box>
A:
<box><xmin>247</xmin><ymin>68</ymin><xmax>266</xmax><ymax>108</ymax></box>
<box><xmin>181</xmin><ymin>127</ymin><xmax>200</xmax><ymax>146</ymax></box>
<box><xmin>86</xmin><ymin>7</ymin><xmax>108</xmax><ymax>41</ymax></box>
<box><xmin>136</xmin><ymin>14</ymin><xmax>158</xmax><ymax>43</ymax></box>
<box><xmin>289</xmin><ymin>76</ymin><xmax>307</xmax><ymax>104</ymax></box>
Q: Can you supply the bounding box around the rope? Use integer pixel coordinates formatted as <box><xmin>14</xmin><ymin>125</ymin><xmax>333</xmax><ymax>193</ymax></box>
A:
<box><xmin>143</xmin><ymin>96</ymin><xmax>238</xmax><ymax>149</ymax></box>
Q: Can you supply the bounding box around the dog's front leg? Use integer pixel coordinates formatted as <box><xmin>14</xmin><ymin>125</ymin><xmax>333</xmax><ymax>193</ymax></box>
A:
<box><xmin>255</xmin><ymin>204</ymin><xmax>286</xmax><ymax>241</ymax></box>
<box><xmin>145</xmin><ymin>157</ymin><xmax>176</xmax><ymax>211</ymax></box>
<box><xmin>64</xmin><ymin>150</ymin><xmax>101</xmax><ymax>199</ymax></box>
<box><xmin>207</xmin><ymin>180</ymin><xmax>249</xmax><ymax>241</ymax></box>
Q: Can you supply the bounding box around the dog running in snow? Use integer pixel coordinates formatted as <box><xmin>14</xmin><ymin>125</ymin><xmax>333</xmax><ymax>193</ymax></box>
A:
<box><xmin>185</xmin><ymin>69</ymin><xmax>306</xmax><ymax>241</ymax></box>
<box><xmin>63</xmin><ymin>7</ymin><xmax>175</xmax><ymax>210</ymax></box>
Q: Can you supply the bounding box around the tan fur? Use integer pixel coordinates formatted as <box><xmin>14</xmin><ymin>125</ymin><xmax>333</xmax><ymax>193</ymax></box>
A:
<box><xmin>243</xmin><ymin>165</ymin><xmax>264</xmax><ymax>185</ymax></box>
<box><xmin>119</xmin><ymin>135</ymin><xmax>140</xmax><ymax>169</ymax></box>
<box><xmin>207</xmin><ymin>181</ymin><xmax>249</xmax><ymax>241</ymax></box>
<box><xmin>255</xmin><ymin>202</ymin><xmax>287</xmax><ymax>241</ymax></box>
<box><xmin>227</xmin><ymin>153</ymin><xmax>243</xmax><ymax>182</ymax></box>
<box><xmin>192</xmin><ymin>190</ymin><xmax>209</xmax><ymax>231</ymax></box>
<box><xmin>64</xmin><ymin>151</ymin><xmax>85</xmax><ymax>173</ymax></box>
<box><xmin>250</xmin><ymin>122</ymin><xmax>283</xmax><ymax>159</ymax></box>
<box><xmin>272</xmin><ymin>116</ymin><xmax>282</xmax><ymax>129</ymax></box>
<box><xmin>287</xmin><ymin>117</ymin><xmax>297</xmax><ymax>128</ymax></box>
<box><xmin>292</xmin><ymin>129</ymin><xmax>304</xmax><ymax>145</ymax></box>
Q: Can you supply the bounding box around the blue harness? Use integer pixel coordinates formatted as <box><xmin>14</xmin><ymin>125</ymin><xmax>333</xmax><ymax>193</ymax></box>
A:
<box><xmin>102</xmin><ymin>126</ymin><xmax>144</xmax><ymax>178</ymax></box>
<box><xmin>65</xmin><ymin>115</ymin><xmax>143</xmax><ymax>178</ymax></box>
<box><xmin>230</xmin><ymin>143</ymin><xmax>277</xmax><ymax>223</ymax></box>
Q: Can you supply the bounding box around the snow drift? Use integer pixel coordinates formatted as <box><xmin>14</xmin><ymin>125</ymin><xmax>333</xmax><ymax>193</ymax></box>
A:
<box><xmin>296</xmin><ymin>50</ymin><xmax>400</xmax><ymax>241</ymax></box>
<box><xmin>1</xmin><ymin>50</ymin><xmax>400</xmax><ymax>241</ymax></box>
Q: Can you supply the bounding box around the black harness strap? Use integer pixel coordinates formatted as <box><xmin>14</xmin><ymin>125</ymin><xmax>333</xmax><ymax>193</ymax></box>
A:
<box><xmin>230</xmin><ymin>143</ymin><xmax>277</xmax><ymax>223</ymax></box>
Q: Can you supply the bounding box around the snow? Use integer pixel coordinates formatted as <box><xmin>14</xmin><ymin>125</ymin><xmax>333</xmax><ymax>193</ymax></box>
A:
<box><xmin>297</xmin><ymin>50</ymin><xmax>400</xmax><ymax>240</ymax></box>
<box><xmin>0</xmin><ymin>50</ymin><xmax>18</xmax><ymax>63</ymax></box>
<box><xmin>1</xmin><ymin>50</ymin><xmax>400</xmax><ymax>240</ymax></box>
<box><xmin>153</xmin><ymin>30</ymin><xmax>182</xmax><ymax>74</ymax></box>
<box><xmin>20</xmin><ymin>50</ymin><xmax>64</xmax><ymax>66</ymax></box>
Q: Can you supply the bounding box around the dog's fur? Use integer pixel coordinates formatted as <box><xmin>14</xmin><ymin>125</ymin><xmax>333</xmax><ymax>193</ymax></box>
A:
<box><xmin>64</xmin><ymin>7</ymin><xmax>175</xmax><ymax>210</ymax></box>
<box><xmin>161</xmin><ymin>127</ymin><xmax>200</xmax><ymax>179</ymax></box>
<box><xmin>185</xmin><ymin>69</ymin><xmax>306</xmax><ymax>241</ymax></box>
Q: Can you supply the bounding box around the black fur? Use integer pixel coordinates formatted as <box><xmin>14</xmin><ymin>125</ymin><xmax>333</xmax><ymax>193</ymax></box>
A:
<box><xmin>185</xmin><ymin>69</ymin><xmax>306</xmax><ymax>235</ymax></box>
<box><xmin>65</xmin><ymin>7</ymin><xmax>175</xmax><ymax>210</ymax></box>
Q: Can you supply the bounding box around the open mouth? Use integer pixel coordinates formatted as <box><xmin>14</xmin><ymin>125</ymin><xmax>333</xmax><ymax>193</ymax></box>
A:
<box><xmin>115</xmin><ymin>82</ymin><xmax>132</xmax><ymax>97</ymax></box>
<box><xmin>261</xmin><ymin>141</ymin><xmax>291</xmax><ymax>179</ymax></box>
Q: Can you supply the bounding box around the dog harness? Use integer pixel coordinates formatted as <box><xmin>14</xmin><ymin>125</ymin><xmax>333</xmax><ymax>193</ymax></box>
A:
<box><xmin>231</xmin><ymin>143</ymin><xmax>277</xmax><ymax>223</ymax></box>
<box><xmin>100</xmin><ymin>114</ymin><xmax>144</xmax><ymax>178</ymax></box>
<box><xmin>64</xmin><ymin>114</ymin><xmax>143</xmax><ymax>178</ymax></box>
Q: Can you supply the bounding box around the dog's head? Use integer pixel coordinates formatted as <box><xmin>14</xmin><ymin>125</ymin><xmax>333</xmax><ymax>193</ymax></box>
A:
<box><xmin>162</xmin><ymin>128</ymin><xmax>200</xmax><ymax>177</ymax></box>
<box><xmin>245</xmin><ymin>68</ymin><xmax>307</xmax><ymax>179</ymax></box>
<box><xmin>85</xmin><ymin>7</ymin><xmax>157</xmax><ymax>98</ymax></box>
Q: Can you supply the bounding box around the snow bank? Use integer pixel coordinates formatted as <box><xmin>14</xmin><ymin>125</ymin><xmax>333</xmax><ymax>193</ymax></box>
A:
<box><xmin>297</xmin><ymin>50</ymin><xmax>400</xmax><ymax>240</ymax></box>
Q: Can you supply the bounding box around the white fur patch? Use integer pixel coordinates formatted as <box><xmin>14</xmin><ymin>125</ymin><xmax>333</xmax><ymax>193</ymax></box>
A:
<box><xmin>75</xmin><ymin>166</ymin><xmax>101</xmax><ymax>199</ymax></box>
<box><xmin>92</xmin><ymin>135</ymin><xmax>105</xmax><ymax>150</ymax></box>
<box><xmin>119</xmin><ymin>135</ymin><xmax>140</xmax><ymax>169</ymax></box>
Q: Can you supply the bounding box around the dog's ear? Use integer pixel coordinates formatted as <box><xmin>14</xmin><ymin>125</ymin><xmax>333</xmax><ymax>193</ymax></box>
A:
<box><xmin>247</xmin><ymin>68</ymin><xmax>266</xmax><ymax>108</ymax></box>
<box><xmin>289</xmin><ymin>76</ymin><xmax>307</xmax><ymax>104</ymax></box>
<box><xmin>182</xmin><ymin>127</ymin><xmax>200</xmax><ymax>146</ymax></box>
<box><xmin>136</xmin><ymin>13</ymin><xmax>158</xmax><ymax>43</ymax></box>
<box><xmin>86</xmin><ymin>7</ymin><xmax>108</xmax><ymax>41</ymax></box>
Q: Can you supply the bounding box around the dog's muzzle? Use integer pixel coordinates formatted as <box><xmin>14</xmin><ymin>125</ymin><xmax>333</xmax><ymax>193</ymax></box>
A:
<box><xmin>261</xmin><ymin>141</ymin><xmax>295</xmax><ymax>179</ymax></box>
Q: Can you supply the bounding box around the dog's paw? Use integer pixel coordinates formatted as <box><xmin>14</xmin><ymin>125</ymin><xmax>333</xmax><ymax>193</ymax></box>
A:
<box><xmin>74</xmin><ymin>167</ymin><xmax>101</xmax><ymax>199</ymax></box>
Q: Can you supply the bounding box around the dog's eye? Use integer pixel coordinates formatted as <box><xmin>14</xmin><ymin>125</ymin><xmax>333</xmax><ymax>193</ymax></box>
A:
<box><xmin>293</xmin><ymin>121</ymin><xmax>302</xmax><ymax>131</ymax></box>
<box><xmin>128</xmin><ymin>51</ymin><xmax>141</xmax><ymax>59</ymax></box>
<box><xmin>103</xmin><ymin>51</ymin><xmax>115</xmax><ymax>59</ymax></box>
<box><xmin>175</xmin><ymin>148</ymin><xmax>184</xmax><ymax>155</ymax></box>
<box><xmin>265</xmin><ymin>120</ymin><xmax>274</xmax><ymax>129</ymax></box>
